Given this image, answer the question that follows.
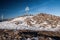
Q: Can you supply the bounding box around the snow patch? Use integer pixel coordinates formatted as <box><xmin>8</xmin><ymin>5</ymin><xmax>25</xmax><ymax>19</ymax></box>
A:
<box><xmin>0</xmin><ymin>16</ymin><xmax>60</xmax><ymax>31</ymax></box>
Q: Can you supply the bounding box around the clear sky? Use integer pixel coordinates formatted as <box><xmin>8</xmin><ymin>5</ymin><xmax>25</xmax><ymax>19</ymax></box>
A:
<box><xmin>0</xmin><ymin>0</ymin><xmax>60</xmax><ymax>19</ymax></box>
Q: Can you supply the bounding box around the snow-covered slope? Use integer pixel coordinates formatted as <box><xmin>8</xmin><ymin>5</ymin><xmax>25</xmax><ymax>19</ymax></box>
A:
<box><xmin>0</xmin><ymin>13</ymin><xmax>60</xmax><ymax>31</ymax></box>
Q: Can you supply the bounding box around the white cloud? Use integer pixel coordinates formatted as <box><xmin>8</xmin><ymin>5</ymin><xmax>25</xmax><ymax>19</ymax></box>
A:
<box><xmin>25</xmin><ymin>6</ymin><xmax>30</xmax><ymax>11</ymax></box>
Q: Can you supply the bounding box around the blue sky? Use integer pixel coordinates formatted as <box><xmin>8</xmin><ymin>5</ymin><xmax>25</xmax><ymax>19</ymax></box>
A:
<box><xmin>0</xmin><ymin>0</ymin><xmax>60</xmax><ymax>19</ymax></box>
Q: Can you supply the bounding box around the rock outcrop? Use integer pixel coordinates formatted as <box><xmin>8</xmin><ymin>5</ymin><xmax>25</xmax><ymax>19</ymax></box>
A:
<box><xmin>0</xmin><ymin>13</ymin><xmax>60</xmax><ymax>40</ymax></box>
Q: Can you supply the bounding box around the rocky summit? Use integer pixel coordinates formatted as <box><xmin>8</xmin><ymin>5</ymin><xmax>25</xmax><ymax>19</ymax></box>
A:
<box><xmin>0</xmin><ymin>13</ymin><xmax>60</xmax><ymax>40</ymax></box>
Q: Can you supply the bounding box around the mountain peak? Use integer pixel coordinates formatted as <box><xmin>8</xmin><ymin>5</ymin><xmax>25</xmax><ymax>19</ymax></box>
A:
<box><xmin>0</xmin><ymin>13</ymin><xmax>60</xmax><ymax>32</ymax></box>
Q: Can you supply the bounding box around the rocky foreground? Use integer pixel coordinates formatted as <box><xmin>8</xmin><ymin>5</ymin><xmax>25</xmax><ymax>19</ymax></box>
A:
<box><xmin>0</xmin><ymin>29</ymin><xmax>60</xmax><ymax>40</ymax></box>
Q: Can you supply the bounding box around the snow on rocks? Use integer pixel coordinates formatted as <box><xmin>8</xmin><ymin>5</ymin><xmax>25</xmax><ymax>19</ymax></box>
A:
<box><xmin>0</xmin><ymin>13</ymin><xmax>60</xmax><ymax>32</ymax></box>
